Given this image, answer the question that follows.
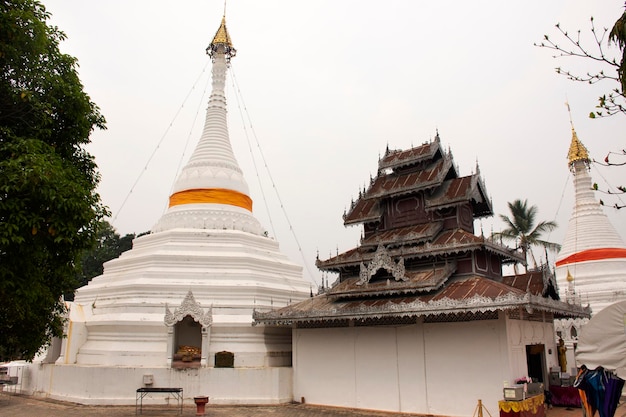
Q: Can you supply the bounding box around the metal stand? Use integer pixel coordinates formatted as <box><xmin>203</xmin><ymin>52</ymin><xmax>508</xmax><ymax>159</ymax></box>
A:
<box><xmin>136</xmin><ymin>387</ymin><xmax>183</xmax><ymax>415</ymax></box>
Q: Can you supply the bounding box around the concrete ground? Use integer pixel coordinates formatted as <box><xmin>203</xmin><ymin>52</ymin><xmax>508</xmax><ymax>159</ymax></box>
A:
<box><xmin>0</xmin><ymin>392</ymin><xmax>599</xmax><ymax>417</ymax></box>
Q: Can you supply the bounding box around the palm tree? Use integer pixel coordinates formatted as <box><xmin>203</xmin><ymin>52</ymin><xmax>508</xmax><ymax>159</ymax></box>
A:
<box><xmin>493</xmin><ymin>199</ymin><xmax>560</xmax><ymax>272</ymax></box>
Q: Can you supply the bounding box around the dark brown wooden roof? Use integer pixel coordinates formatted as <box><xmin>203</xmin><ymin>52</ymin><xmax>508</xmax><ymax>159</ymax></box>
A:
<box><xmin>344</xmin><ymin>157</ymin><xmax>454</xmax><ymax>225</ymax></box>
<box><xmin>371</xmin><ymin>157</ymin><xmax>453</xmax><ymax>198</ymax></box>
<box><xmin>253</xmin><ymin>275</ymin><xmax>591</xmax><ymax>326</ymax></box>
<box><xmin>426</xmin><ymin>174</ymin><xmax>492</xmax><ymax>217</ymax></box>
<box><xmin>502</xmin><ymin>272</ymin><xmax>545</xmax><ymax>296</ymax></box>
<box><xmin>317</xmin><ymin>228</ymin><xmax>525</xmax><ymax>270</ymax></box>
<box><xmin>378</xmin><ymin>139</ymin><xmax>440</xmax><ymax>171</ymax></box>
<box><xmin>432</xmin><ymin>275</ymin><xmax>515</xmax><ymax>301</ymax></box>
<box><xmin>342</xmin><ymin>198</ymin><xmax>380</xmax><ymax>225</ymax></box>
<box><xmin>360</xmin><ymin>222</ymin><xmax>443</xmax><ymax>248</ymax></box>
<box><xmin>430</xmin><ymin>228</ymin><xmax>482</xmax><ymax>246</ymax></box>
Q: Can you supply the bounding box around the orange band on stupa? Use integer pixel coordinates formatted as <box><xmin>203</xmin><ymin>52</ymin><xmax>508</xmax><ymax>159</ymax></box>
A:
<box><xmin>556</xmin><ymin>247</ymin><xmax>626</xmax><ymax>267</ymax></box>
<box><xmin>169</xmin><ymin>188</ymin><xmax>252</xmax><ymax>211</ymax></box>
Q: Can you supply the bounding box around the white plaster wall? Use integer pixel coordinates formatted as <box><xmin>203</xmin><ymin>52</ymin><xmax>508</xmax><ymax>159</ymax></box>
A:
<box><xmin>396</xmin><ymin>325</ymin><xmax>428</xmax><ymax>411</ymax></box>
<box><xmin>293</xmin><ymin>328</ymin><xmax>357</xmax><ymax>407</ymax></box>
<box><xmin>507</xmin><ymin>318</ymin><xmax>561</xmax><ymax>381</ymax></box>
<box><xmin>293</xmin><ymin>318</ymin><xmax>510</xmax><ymax>417</ymax></box>
<box><xmin>26</xmin><ymin>364</ymin><xmax>292</xmax><ymax>405</ymax></box>
<box><xmin>354</xmin><ymin>326</ymin><xmax>402</xmax><ymax>411</ymax></box>
<box><xmin>423</xmin><ymin>320</ymin><xmax>508</xmax><ymax>417</ymax></box>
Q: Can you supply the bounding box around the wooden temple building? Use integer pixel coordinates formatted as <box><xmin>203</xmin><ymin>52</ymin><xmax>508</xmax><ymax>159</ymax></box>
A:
<box><xmin>255</xmin><ymin>134</ymin><xmax>589</xmax><ymax>416</ymax></box>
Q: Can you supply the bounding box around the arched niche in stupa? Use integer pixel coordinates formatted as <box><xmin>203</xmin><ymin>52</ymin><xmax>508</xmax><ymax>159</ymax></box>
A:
<box><xmin>173</xmin><ymin>315</ymin><xmax>202</xmax><ymax>366</ymax></box>
<box><xmin>164</xmin><ymin>291</ymin><xmax>212</xmax><ymax>367</ymax></box>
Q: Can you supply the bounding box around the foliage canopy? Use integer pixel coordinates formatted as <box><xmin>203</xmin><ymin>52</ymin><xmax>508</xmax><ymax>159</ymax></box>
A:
<box><xmin>70</xmin><ymin>221</ymin><xmax>135</xmax><ymax>300</ymax></box>
<box><xmin>0</xmin><ymin>0</ymin><xmax>107</xmax><ymax>360</ymax></box>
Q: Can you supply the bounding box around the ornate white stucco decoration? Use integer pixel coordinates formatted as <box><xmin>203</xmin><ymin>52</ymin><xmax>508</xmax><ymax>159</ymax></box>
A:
<box><xmin>357</xmin><ymin>244</ymin><xmax>407</xmax><ymax>285</ymax></box>
<box><xmin>164</xmin><ymin>291</ymin><xmax>212</xmax><ymax>327</ymax></box>
<box><xmin>554</xmin><ymin>317</ymin><xmax>589</xmax><ymax>343</ymax></box>
<box><xmin>153</xmin><ymin>207</ymin><xmax>263</xmax><ymax>235</ymax></box>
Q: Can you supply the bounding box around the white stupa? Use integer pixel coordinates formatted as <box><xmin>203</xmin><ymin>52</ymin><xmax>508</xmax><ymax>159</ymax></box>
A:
<box><xmin>555</xmin><ymin>124</ymin><xmax>626</xmax><ymax>314</ymax></box>
<box><xmin>27</xmin><ymin>16</ymin><xmax>311</xmax><ymax>405</ymax></box>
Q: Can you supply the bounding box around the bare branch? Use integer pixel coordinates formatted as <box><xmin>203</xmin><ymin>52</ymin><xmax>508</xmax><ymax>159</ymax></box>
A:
<box><xmin>535</xmin><ymin>13</ymin><xmax>626</xmax><ymax>118</ymax></box>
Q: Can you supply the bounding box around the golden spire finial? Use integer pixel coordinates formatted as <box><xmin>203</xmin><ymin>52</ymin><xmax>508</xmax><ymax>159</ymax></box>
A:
<box><xmin>212</xmin><ymin>17</ymin><xmax>233</xmax><ymax>47</ymax></box>
<box><xmin>566</xmin><ymin>268</ymin><xmax>574</xmax><ymax>282</ymax></box>
<box><xmin>206</xmin><ymin>13</ymin><xmax>236</xmax><ymax>59</ymax></box>
<box><xmin>565</xmin><ymin>102</ymin><xmax>589</xmax><ymax>167</ymax></box>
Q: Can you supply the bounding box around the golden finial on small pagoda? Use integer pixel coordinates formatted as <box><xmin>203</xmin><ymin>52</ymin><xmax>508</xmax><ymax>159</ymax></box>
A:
<box><xmin>565</xmin><ymin>102</ymin><xmax>590</xmax><ymax>169</ymax></box>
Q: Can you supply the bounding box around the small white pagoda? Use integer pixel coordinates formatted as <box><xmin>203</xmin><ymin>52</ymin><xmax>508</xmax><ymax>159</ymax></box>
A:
<box><xmin>555</xmin><ymin>126</ymin><xmax>626</xmax><ymax>313</ymax></box>
<box><xmin>27</xmin><ymin>16</ymin><xmax>311</xmax><ymax>405</ymax></box>
<box><xmin>554</xmin><ymin>123</ymin><xmax>626</xmax><ymax>372</ymax></box>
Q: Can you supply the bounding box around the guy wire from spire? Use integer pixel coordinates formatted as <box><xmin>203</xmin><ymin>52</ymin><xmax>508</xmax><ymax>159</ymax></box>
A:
<box><xmin>228</xmin><ymin>63</ymin><xmax>320</xmax><ymax>286</ymax></box>
<box><xmin>112</xmin><ymin>59</ymin><xmax>212</xmax><ymax>224</ymax></box>
<box><xmin>228</xmin><ymin>67</ymin><xmax>277</xmax><ymax>238</ymax></box>
<box><xmin>169</xmin><ymin>65</ymin><xmax>213</xmax><ymax>197</ymax></box>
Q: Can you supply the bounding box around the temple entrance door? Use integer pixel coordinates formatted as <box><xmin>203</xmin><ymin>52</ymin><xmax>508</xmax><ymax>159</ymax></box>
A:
<box><xmin>525</xmin><ymin>343</ymin><xmax>546</xmax><ymax>383</ymax></box>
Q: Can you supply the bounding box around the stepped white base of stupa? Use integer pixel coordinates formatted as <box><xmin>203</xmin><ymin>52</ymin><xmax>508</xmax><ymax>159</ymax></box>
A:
<box><xmin>20</xmin><ymin>227</ymin><xmax>310</xmax><ymax>404</ymax></box>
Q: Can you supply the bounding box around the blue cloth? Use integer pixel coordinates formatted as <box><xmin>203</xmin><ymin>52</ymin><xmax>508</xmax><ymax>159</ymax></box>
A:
<box><xmin>574</xmin><ymin>367</ymin><xmax>624</xmax><ymax>417</ymax></box>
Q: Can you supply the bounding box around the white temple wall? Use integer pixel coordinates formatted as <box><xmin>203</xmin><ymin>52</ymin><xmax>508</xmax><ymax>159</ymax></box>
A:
<box><xmin>58</xmin><ymin>297</ymin><xmax>296</xmax><ymax>368</ymax></box>
<box><xmin>395</xmin><ymin>324</ymin><xmax>428</xmax><ymax>411</ymax></box>
<box><xmin>353</xmin><ymin>327</ymin><xmax>405</xmax><ymax>412</ymax></box>
<box><xmin>26</xmin><ymin>364</ymin><xmax>293</xmax><ymax>405</ymax></box>
<box><xmin>56</xmin><ymin>305</ymin><xmax>88</xmax><ymax>365</ymax></box>
<box><xmin>292</xmin><ymin>317</ymin><xmax>512</xmax><ymax>417</ymax></box>
<box><xmin>293</xmin><ymin>327</ymin><xmax>357</xmax><ymax>407</ymax></box>
<box><xmin>208</xmin><ymin>324</ymin><xmax>293</xmax><ymax>367</ymax></box>
<box><xmin>422</xmin><ymin>319</ymin><xmax>508</xmax><ymax>417</ymax></box>
<box><xmin>505</xmin><ymin>316</ymin><xmax>561</xmax><ymax>382</ymax></box>
<box><xmin>69</xmin><ymin>321</ymin><xmax>291</xmax><ymax>368</ymax></box>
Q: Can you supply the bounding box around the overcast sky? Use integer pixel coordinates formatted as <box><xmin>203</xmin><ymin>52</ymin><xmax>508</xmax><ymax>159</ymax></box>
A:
<box><xmin>44</xmin><ymin>1</ymin><xmax>625</xmax><ymax>286</ymax></box>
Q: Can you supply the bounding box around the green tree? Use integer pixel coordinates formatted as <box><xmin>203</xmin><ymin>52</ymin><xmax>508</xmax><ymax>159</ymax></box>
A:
<box><xmin>0</xmin><ymin>0</ymin><xmax>107</xmax><ymax>361</ymax></box>
<box><xmin>493</xmin><ymin>199</ymin><xmax>560</xmax><ymax>272</ymax></box>
<box><xmin>70</xmin><ymin>221</ymin><xmax>135</xmax><ymax>299</ymax></box>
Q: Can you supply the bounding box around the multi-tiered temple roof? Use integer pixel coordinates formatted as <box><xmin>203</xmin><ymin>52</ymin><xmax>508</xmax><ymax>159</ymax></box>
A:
<box><xmin>255</xmin><ymin>134</ymin><xmax>589</xmax><ymax>326</ymax></box>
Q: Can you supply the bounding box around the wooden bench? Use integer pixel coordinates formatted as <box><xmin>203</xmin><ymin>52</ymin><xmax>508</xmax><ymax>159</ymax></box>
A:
<box><xmin>135</xmin><ymin>387</ymin><xmax>183</xmax><ymax>415</ymax></box>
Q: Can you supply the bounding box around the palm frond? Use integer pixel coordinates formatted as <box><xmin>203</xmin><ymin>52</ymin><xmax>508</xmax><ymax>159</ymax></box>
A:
<box><xmin>497</xmin><ymin>199</ymin><xmax>560</xmax><ymax>270</ymax></box>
